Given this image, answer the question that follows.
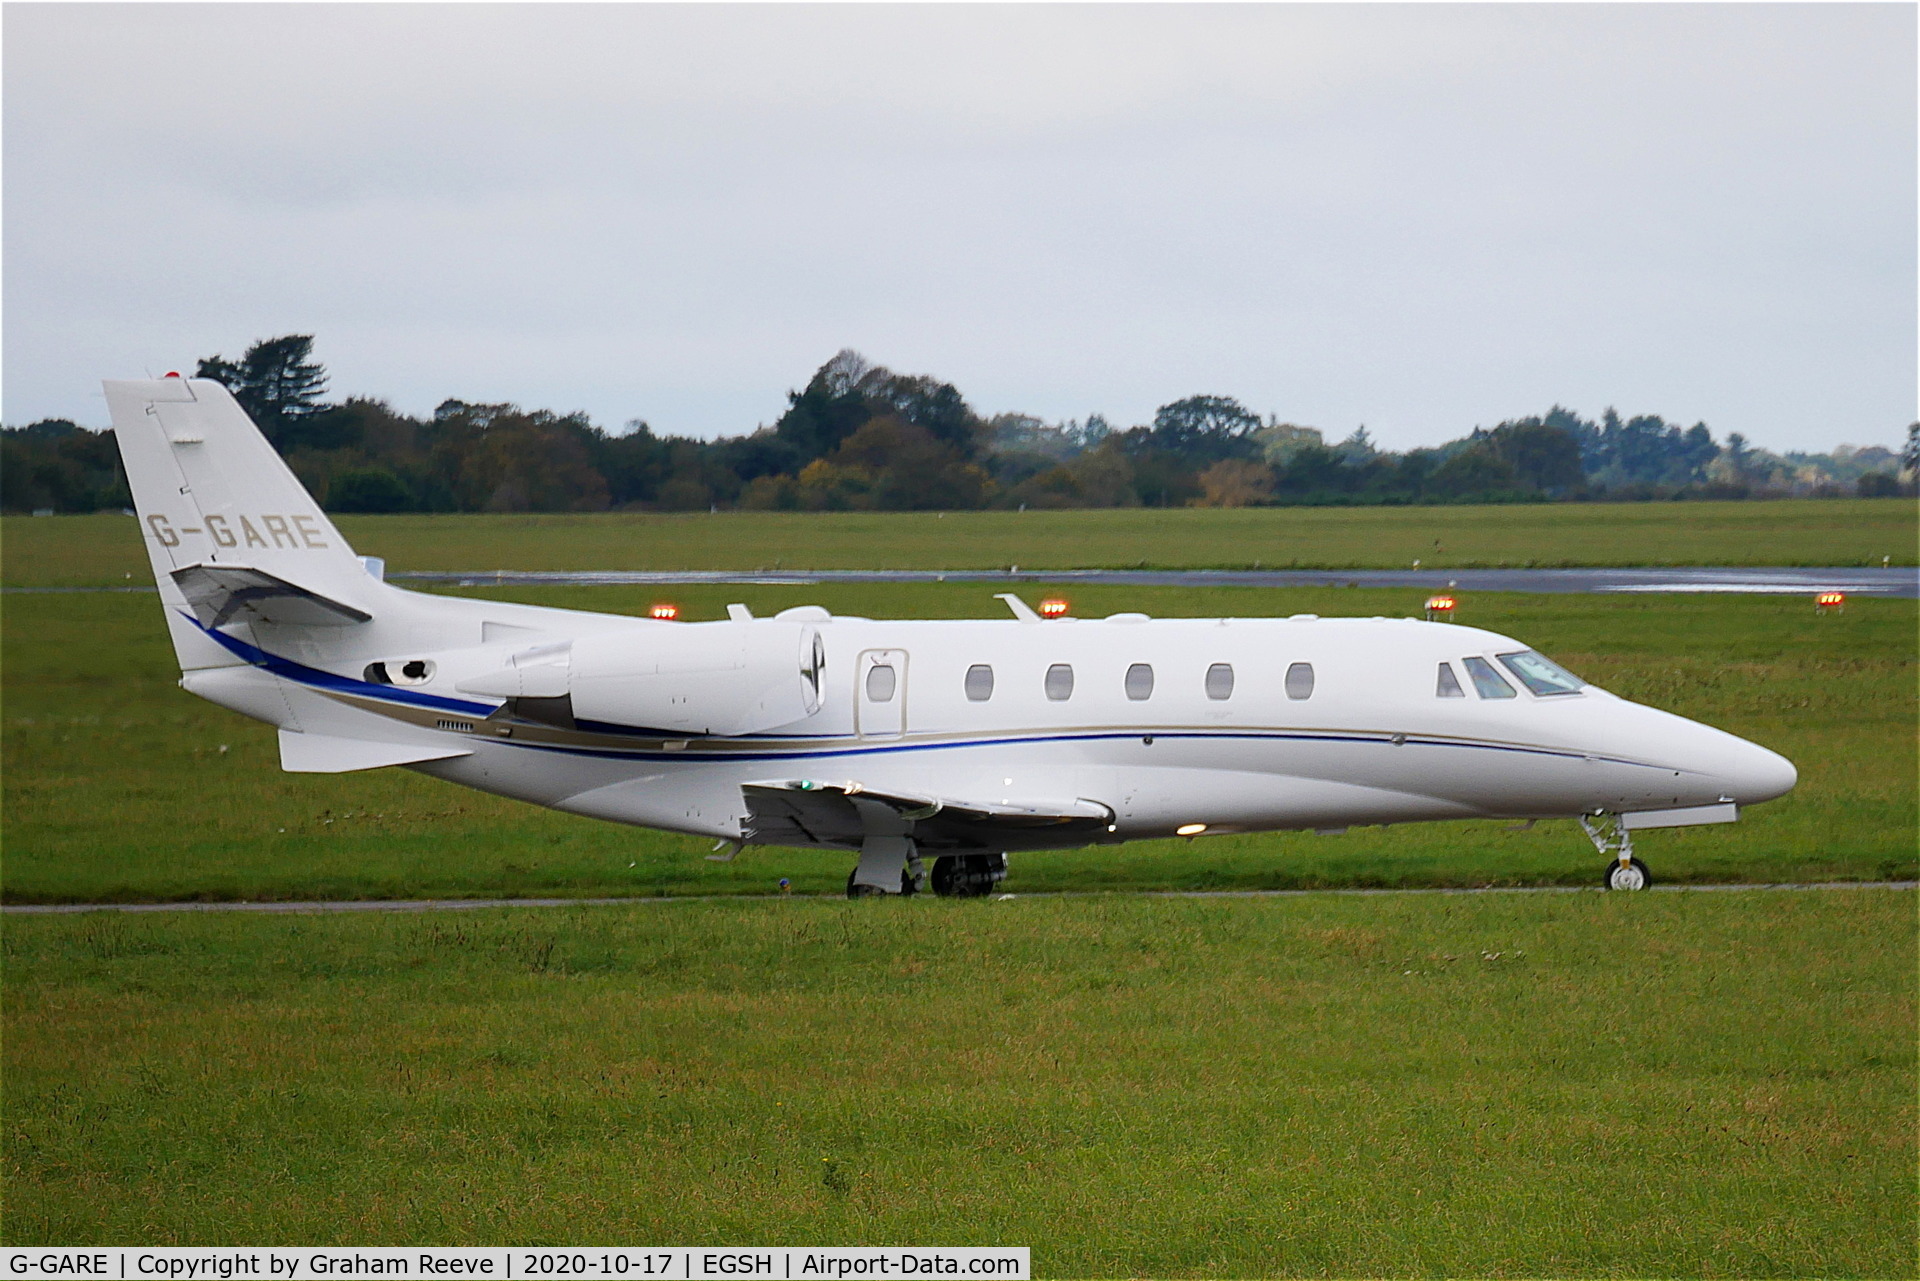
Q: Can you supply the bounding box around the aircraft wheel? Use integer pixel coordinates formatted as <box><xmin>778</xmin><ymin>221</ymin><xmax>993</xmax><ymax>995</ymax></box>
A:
<box><xmin>932</xmin><ymin>854</ymin><xmax>1000</xmax><ymax>898</ymax></box>
<box><xmin>931</xmin><ymin>856</ymin><xmax>961</xmax><ymax>897</ymax></box>
<box><xmin>1603</xmin><ymin>857</ymin><xmax>1651</xmax><ymax>891</ymax></box>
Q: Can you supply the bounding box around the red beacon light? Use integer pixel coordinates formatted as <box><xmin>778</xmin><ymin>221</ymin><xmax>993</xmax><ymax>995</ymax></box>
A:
<box><xmin>1815</xmin><ymin>591</ymin><xmax>1845</xmax><ymax>614</ymax></box>
<box><xmin>649</xmin><ymin>602</ymin><xmax>680</xmax><ymax>621</ymax></box>
<box><xmin>1424</xmin><ymin>594</ymin><xmax>1457</xmax><ymax>621</ymax></box>
<box><xmin>1038</xmin><ymin>597</ymin><xmax>1070</xmax><ymax>619</ymax></box>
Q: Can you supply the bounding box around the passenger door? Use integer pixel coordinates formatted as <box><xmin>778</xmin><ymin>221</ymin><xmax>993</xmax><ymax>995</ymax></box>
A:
<box><xmin>856</xmin><ymin>649</ymin><xmax>908</xmax><ymax>739</ymax></box>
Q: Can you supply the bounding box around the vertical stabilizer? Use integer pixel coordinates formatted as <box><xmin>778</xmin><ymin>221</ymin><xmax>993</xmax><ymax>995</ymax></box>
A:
<box><xmin>104</xmin><ymin>377</ymin><xmax>383</xmax><ymax>669</ymax></box>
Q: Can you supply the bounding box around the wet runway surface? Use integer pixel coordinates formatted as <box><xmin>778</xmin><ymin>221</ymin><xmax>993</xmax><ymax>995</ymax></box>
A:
<box><xmin>392</xmin><ymin>565</ymin><xmax>1919</xmax><ymax>597</ymax></box>
<box><xmin>8</xmin><ymin>881</ymin><xmax>1913</xmax><ymax>915</ymax></box>
<box><xmin>13</xmin><ymin>566</ymin><xmax>1913</xmax><ymax>596</ymax></box>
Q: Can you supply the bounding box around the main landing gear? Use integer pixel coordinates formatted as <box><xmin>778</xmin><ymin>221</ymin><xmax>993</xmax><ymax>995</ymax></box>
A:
<box><xmin>1581</xmin><ymin>811</ymin><xmax>1652</xmax><ymax>891</ymax></box>
<box><xmin>845</xmin><ymin>841</ymin><xmax>1006</xmax><ymax>899</ymax></box>
<box><xmin>930</xmin><ymin>853</ymin><xmax>1007</xmax><ymax>898</ymax></box>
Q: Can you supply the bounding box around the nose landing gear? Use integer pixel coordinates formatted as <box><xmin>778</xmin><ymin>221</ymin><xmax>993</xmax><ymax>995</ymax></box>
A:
<box><xmin>1581</xmin><ymin>811</ymin><xmax>1652</xmax><ymax>891</ymax></box>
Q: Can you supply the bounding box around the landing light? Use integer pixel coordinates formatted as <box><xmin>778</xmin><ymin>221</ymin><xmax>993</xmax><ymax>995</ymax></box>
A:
<box><xmin>650</xmin><ymin>603</ymin><xmax>680</xmax><ymax>620</ymax></box>
<box><xmin>1424</xmin><ymin>594</ymin><xmax>1456</xmax><ymax>621</ymax></box>
<box><xmin>1176</xmin><ymin>823</ymin><xmax>1208</xmax><ymax>836</ymax></box>
<box><xmin>1038</xmin><ymin>597</ymin><xmax>1069</xmax><ymax>618</ymax></box>
<box><xmin>1815</xmin><ymin>591</ymin><xmax>1845</xmax><ymax>614</ymax></box>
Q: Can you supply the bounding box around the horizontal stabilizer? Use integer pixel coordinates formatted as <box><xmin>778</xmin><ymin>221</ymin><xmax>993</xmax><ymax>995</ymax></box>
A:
<box><xmin>174</xmin><ymin>563</ymin><xmax>373</xmax><ymax>629</ymax></box>
<box><xmin>279</xmin><ymin>729</ymin><xmax>472</xmax><ymax>774</ymax></box>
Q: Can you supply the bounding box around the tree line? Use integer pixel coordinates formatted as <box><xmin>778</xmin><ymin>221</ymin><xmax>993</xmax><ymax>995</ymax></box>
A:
<box><xmin>5</xmin><ymin>336</ymin><xmax>1914</xmax><ymax>514</ymax></box>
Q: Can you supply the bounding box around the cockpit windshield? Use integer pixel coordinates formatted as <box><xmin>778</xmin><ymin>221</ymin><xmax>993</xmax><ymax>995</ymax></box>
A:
<box><xmin>1497</xmin><ymin>650</ymin><xmax>1585</xmax><ymax>696</ymax></box>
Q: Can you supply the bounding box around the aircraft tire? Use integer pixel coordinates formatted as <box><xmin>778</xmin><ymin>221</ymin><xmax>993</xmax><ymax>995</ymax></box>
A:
<box><xmin>931</xmin><ymin>854</ymin><xmax>1000</xmax><ymax>898</ymax></box>
<box><xmin>931</xmin><ymin>856</ymin><xmax>960</xmax><ymax>897</ymax></box>
<box><xmin>1603</xmin><ymin>856</ymin><xmax>1652</xmax><ymax>891</ymax></box>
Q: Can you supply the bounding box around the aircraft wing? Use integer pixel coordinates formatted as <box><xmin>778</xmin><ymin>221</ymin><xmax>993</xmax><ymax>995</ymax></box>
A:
<box><xmin>741</xmin><ymin>779</ymin><xmax>1112</xmax><ymax>852</ymax></box>
<box><xmin>172</xmin><ymin>563</ymin><xmax>373</xmax><ymax>629</ymax></box>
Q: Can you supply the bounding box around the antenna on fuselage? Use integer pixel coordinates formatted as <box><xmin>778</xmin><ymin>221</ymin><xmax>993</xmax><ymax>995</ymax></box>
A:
<box><xmin>994</xmin><ymin>592</ymin><xmax>1041</xmax><ymax>622</ymax></box>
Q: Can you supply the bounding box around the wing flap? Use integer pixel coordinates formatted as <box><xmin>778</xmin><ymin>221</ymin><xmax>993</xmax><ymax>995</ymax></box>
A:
<box><xmin>741</xmin><ymin>780</ymin><xmax>1112</xmax><ymax>852</ymax></box>
<box><xmin>173</xmin><ymin>563</ymin><xmax>372</xmax><ymax>629</ymax></box>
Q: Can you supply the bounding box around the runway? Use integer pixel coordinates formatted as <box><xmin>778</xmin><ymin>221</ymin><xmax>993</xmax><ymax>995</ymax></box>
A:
<box><xmin>396</xmin><ymin>564</ymin><xmax>1920</xmax><ymax>597</ymax></box>
<box><xmin>6</xmin><ymin>881</ymin><xmax>1913</xmax><ymax>915</ymax></box>
<box><xmin>10</xmin><ymin>566</ymin><xmax>1914</xmax><ymax>596</ymax></box>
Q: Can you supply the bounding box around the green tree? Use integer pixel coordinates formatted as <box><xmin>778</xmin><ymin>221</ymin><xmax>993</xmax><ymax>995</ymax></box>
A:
<box><xmin>1425</xmin><ymin>446</ymin><xmax>1523</xmax><ymax>501</ymax></box>
<box><xmin>195</xmin><ymin>335</ymin><xmax>331</xmax><ymax>448</ymax></box>
<box><xmin>1480</xmin><ymin>420</ymin><xmax>1585</xmax><ymax>495</ymax></box>
<box><xmin>0</xmin><ymin>420</ymin><xmax>130</xmax><ymax>512</ymax></box>
<box><xmin>1147</xmin><ymin>395</ymin><xmax>1262</xmax><ymax>461</ymax></box>
<box><xmin>327</xmin><ymin>468</ymin><xmax>415</xmax><ymax>513</ymax></box>
<box><xmin>773</xmin><ymin>350</ymin><xmax>876</xmax><ymax>459</ymax></box>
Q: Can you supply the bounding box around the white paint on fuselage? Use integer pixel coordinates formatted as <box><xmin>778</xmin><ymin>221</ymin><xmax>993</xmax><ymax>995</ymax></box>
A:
<box><xmin>209</xmin><ymin>594</ymin><xmax>1796</xmax><ymax>850</ymax></box>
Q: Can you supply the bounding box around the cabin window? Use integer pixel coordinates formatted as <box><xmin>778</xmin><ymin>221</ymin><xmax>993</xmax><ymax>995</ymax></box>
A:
<box><xmin>1125</xmin><ymin>663</ymin><xmax>1155</xmax><ymax>700</ymax></box>
<box><xmin>964</xmin><ymin>664</ymin><xmax>995</xmax><ymax>702</ymax></box>
<box><xmin>865</xmin><ymin>663</ymin><xmax>897</xmax><ymax>702</ymax></box>
<box><xmin>1462</xmin><ymin>656</ymin><xmax>1516</xmax><ymax>699</ymax></box>
<box><xmin>1436</xmin><ymin>662</ymin><xmax>1465</xmax><ymax>698</ymax></box>
<box><xmin>1285</xmin><ymin>662</ymin><xmax>1315</xmax><ymax>700</ymax></box>
<box><xmin>1045</xmin><ymin>663</ymin><xmax>1075</xmax><ymax>701</ymax></box>
<box><xmin>1498</xmin><ymin>650</ymin><xmax>1585</xmax><ymax>696</ymax></box>
<box><xmin>1205</xmin><ymin>663</ymin><xmax>1235</xmax><ymax>700</ymax></box>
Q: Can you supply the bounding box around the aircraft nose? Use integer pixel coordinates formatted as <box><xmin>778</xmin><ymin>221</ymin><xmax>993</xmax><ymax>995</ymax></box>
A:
<box><xmin>1723</xmin><ymin>738</ymin><xmax>1797</xmax><ymax>804</ymax></box>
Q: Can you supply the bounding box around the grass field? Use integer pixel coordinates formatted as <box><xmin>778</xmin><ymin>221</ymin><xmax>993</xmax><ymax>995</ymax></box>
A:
<box><xmin>5</xmin><ymin>518</ymin><xmax>1916</xmax><ymax>1273</ymax></box>
<box><xmin>4</xmin><ymin>498</ymin><xmax>1914</xmax><ymax>586</ymax></box>
<box><xmin>3</xmin><ymin>583</ymin><xmax>1913</xmax><ymax>904</ymax></box>
<box><xmin>4</xmin><ymin>889</ymin><xmax>1914</xmax><ymax>1273</ymax></box>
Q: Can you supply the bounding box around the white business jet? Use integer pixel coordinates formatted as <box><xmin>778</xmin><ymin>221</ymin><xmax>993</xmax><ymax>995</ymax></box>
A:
<box><xmin>105</xmin><ymin>377</ymin><xmax>1796</xmax><ymax>896</ymax></box>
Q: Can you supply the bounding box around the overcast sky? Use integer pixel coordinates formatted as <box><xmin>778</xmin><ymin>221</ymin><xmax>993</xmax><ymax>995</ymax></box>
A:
<box><xmin>5</xmin><ymin>3</ymin><xmax>1914</xmax><ymax>452</ymax></box>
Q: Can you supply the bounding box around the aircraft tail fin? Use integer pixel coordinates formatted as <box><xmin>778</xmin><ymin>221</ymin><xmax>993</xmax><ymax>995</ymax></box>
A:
<box><xmin>104</xmin><ymin>376</ymin><xmax>386</xmax><ymax>669</ymax></box>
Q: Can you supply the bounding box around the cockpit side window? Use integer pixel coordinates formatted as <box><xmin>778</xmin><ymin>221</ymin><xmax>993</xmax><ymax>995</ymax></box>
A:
<box><xmin>1462</xmin><ymin>656</ymin><xmax>1516</xmax><ymax>699</ymax></box>
<box><xmin>1436</xmin><ymin>662</ymin><xmax>1465</xmax><ymax>698</ymax></box>
<box><xmin>1498</xmin><ymin>651</ymin><xmax>1585</xmax><ymax>696</ymax></box>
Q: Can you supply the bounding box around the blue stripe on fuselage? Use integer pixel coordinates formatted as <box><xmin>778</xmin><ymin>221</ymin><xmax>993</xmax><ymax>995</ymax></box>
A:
<box><xmin>189</xmin><ymin>612</ymin><xmax>1660</xmax><ymax>773</ymax></box>
<box><xmin>187</xmin><ymin>612</ymin><xmax>500</xmax><ymax>716</ymax></box>
<box><xmin>495</xmin><ymin>728</ymin><xmax>1638</xmax><ymax>770</ymax></box>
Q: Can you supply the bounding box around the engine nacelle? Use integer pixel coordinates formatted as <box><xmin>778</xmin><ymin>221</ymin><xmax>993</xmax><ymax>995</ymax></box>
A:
<box><xmin>568</xmin><ymin>620</ymin><xmax>825</xmax><ymax>736</ymax></box>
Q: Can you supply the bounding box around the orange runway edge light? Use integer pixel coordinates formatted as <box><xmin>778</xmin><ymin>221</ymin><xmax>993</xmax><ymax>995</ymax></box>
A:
<box><xmin>1814</xmin><ymin>591</ymin><xmax>1845</xmax><ymax>614</ymax></box>
<box><xmin>1038</xmin><ymin>597</ymin><xmax>1070</xmax><ymax>618</ymax></box>
<box><xmin>649</xmin><ymin>603</ymin><xmax>680</xmax><ymax>620</ymax></box>
<box><xmin>1424</xmin><ymin>594</ymin><xmax>1457</xmax><ymax>621</ymax></box>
